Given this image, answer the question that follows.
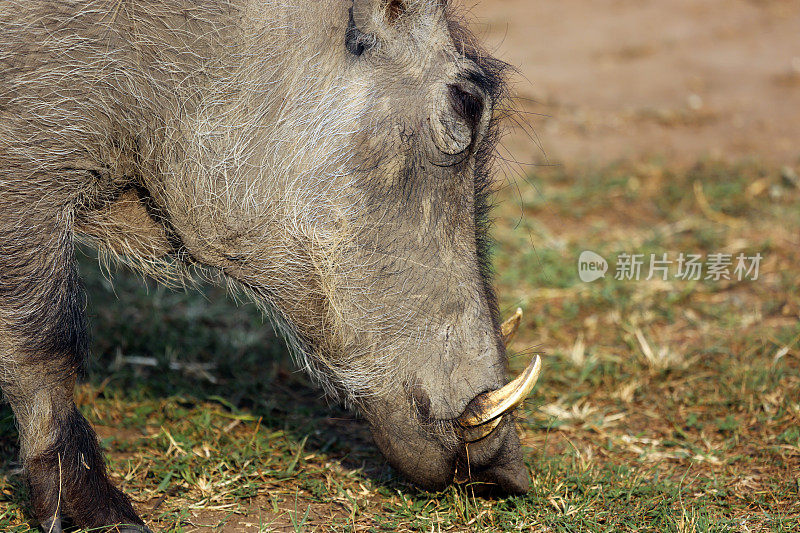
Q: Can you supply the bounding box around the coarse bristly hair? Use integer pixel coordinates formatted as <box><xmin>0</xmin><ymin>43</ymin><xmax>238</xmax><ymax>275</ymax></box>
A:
<box><xmin>0</xmin><ymin>0</ymin><xmax>511</xmax><ymax>403</ymax></box>
<box><xmin>0</xmin><ymin>0</ymin><xmax>518</xmax><ymax>526</ymax></box>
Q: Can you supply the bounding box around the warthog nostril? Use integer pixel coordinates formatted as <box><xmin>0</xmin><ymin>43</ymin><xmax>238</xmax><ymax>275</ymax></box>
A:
<box><xmin>447</xmin><ymin>83</ymin><xmax>484</xmax><ymax>138</ymax></box>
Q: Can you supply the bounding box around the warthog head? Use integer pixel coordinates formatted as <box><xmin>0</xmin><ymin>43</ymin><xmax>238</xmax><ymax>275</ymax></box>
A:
<box><xmin>65</xmin><ymin>0</ymin><xmax>541</xmax><ymax>492</ymax></box>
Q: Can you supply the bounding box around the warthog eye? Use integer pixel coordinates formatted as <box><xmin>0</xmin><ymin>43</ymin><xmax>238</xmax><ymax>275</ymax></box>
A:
<box><xmin>346</xmin><ymin>7</ymin><xmax>376</xmax><ymax>57</ymax></box>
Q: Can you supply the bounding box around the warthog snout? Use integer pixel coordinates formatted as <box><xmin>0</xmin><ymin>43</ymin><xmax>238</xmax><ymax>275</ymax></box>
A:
<box><xmin>368</xmin><ymin>311</ymin><xmax>539</xmax><ymax>494</ymax></box>
<box><xmin>371</xmin><ymin>408</ymin><xmax>529</xmax><ymax>494</ymax></box>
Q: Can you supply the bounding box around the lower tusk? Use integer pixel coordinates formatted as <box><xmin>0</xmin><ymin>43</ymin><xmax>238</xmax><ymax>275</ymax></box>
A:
<box><xmin>501</xmin><ymin>308</ymin><xmax>523</xmax><ymax>347</ymax></box>
<box><xmin>460</xmin><ymin>416</ymin><xmax>503</xmax><ymax>443</ymax></box>
<box><xmin>458</xmin><ymin>354</ymin><xmax>541</xmax><ymax>428</ymax></box>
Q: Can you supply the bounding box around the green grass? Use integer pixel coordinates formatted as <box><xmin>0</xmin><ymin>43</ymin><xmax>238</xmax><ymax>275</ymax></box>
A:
<box><xmin>0</xmin><ymin>160</ymin><xmax>798</xmax><ymax>531</ymax></box>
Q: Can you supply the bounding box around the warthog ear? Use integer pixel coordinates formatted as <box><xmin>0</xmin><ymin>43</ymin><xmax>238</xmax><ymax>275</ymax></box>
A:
<box><xmin>354</xmin><ymin>0</ymin><xmax>446</xmax><ymax>27</ymax></box>
<box><xmin>386</xmin><ymin>0</ymin><xmax>405</xmax><ymax>22</ymax></box>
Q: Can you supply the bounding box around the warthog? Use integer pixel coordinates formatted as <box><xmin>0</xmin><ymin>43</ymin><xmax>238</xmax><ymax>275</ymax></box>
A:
<box><xmin>0</xmin><ymin>0</ymin><xmax>541</xmax><ymax>530</ymax></box>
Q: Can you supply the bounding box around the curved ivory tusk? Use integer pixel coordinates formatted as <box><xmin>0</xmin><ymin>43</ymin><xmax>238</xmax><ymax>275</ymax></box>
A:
<box><xmin>501</xmin><ymin>308</ymin><xmax>523</xmax><ymax>347</ymax></box>
<box><xmin>458</xmin><ymin>354</ymin><xmax>542</xmax><ymax>428</ymax></box>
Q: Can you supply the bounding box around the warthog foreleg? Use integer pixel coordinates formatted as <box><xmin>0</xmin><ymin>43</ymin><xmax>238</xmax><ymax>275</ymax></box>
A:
<box><xmin>0</xmin><ymin>209</ymin><xmax>148</xmax><ymax>532</ymax></box>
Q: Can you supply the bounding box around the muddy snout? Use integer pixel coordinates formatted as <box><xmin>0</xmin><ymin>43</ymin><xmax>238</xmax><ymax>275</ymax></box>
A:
<box><xmin>429</xmin><ymin>79</ymin><xmax>491</xmax><ymax>157</ymax></box>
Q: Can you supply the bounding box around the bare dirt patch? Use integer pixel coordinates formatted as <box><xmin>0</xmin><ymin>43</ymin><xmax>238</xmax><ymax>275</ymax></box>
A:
<box><xmin>474</xmin><ymin>0</ymin><xmax>800</xmax><ymax>167</ymax></box>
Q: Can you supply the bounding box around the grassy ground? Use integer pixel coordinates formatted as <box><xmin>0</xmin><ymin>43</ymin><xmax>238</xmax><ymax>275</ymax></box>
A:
<box><xmin>0</xmin><ymin>160</ymin><xmax>798</xmax><ymax>532</ymax></box>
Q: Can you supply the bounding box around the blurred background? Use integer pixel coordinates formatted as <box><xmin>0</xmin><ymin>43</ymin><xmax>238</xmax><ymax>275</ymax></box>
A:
<box><xmin>480</xmin><ymin>0</ymin><xmax>800</xmax><ymax>167</ymax></box>
<box><xmin>482</xmin><ymin>1</ymin><xmax>800</xmax><ymax>530</ymax></box>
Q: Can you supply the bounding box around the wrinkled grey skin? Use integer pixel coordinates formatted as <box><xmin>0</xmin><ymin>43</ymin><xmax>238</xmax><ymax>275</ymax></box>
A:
<box><xmin>0</xmin><ymin>0</ymin><xmax>527</xmax><ymax>530</ymax></box>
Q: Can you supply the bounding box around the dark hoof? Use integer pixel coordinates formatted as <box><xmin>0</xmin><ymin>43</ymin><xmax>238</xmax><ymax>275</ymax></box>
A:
<box><xmin>40</xmin><ymin>514</ymin><xmax>62</xmax><ymax>533</ymax></box>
